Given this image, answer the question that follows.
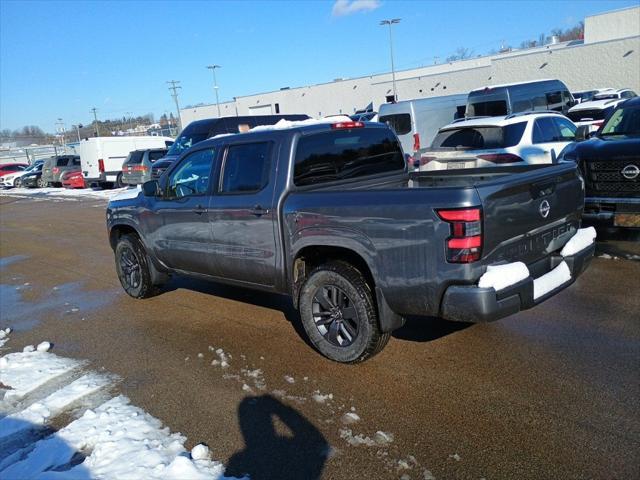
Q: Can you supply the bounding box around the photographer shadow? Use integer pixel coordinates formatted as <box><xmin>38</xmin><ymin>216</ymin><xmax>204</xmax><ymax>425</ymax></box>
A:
<box><xmin>225</xmin><ymin>395</ymin><xmax>328</xmax><ymax>480</ymax></box>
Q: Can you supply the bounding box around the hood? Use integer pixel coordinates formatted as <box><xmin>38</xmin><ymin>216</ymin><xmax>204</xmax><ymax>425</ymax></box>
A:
<box><xmin>563</xmin><ymin>135</ymin><xmax>640</xmax><ymax>160</ymax></box>
<box><xmin>569</xmin><ymin>98</ymin><xmax>623</xmax><ymax>113</ymax></box>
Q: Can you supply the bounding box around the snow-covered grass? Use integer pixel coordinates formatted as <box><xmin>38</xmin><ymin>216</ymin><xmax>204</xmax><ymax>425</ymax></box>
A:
<box><xmin>561</xmin><ymin>226</ymin><xmax>597</xmax><ymax>256</ymax></box>
<box><xmin>0</xmin><ymin>345</ymin><xmax>233</xmax><ymax>479</ymax></box>
<box><xmin>0</xmin><ymin>186</ymin><xmax>137</xmax><ymax>202</ymax></box>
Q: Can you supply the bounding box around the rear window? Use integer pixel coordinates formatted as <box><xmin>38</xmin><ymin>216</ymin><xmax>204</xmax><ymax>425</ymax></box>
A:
<box><xmin>127</xmin><ymin>151</ymin><xmax>145</xmax><ymax>164</ymax></box>
<box><xmin>567</xmin><ymin>109</ymin><xmax>611</xmax><ymax>122</ymax></box>
<box><xmin>294</xmin><ymin>128</ymin><xmax>404</xmax><ymax>186</ymax></box>
<box><xmin>56</xmin><ymin>157</ymin><xmax>70</xmax><ymax>166</ymax></box>
<box><xmin>432</xmin><ymin>122</ymin><xmax>527</xmax><ymax>149</ymax></box>
<box><xmin>379</xmin><ymin>114</ymin><xmax>411</xmax><ymax>135</ymax></box>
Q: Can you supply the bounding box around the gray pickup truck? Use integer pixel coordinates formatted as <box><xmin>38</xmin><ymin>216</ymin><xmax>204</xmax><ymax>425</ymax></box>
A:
<box><xmin>106</xmin><ymin>120</ymin><xmax>594</xmax><ymax>363</ymax></box>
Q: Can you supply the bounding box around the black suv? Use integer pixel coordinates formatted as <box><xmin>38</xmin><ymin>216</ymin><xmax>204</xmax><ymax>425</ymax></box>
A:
<box><xmin>561</xmin><ymin>97</ymin><xmax>640</xmax><ymax>228</ymax></box>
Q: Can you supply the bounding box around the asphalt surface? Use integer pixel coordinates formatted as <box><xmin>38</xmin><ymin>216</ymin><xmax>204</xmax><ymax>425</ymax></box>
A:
<box><xmin>1</xmin><ymin>195</ymin><xmax>639</xmax><ymax>480</ymax></box>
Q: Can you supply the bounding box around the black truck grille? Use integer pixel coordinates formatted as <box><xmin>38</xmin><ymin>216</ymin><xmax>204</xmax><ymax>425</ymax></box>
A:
<box><xmin>581</xmin><ymin>159</ymin><xmax>640</xmax><ymax>197</ymax></box>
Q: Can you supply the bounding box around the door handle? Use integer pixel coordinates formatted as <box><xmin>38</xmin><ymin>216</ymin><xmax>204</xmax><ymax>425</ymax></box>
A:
<box><xmin>250</xmin><ymin>205</ymin><xmax>268</xmax><ymax>216</ymax></box>
<box><xmin>193</xmin><ymin>205</ymin><xmax>207</xmax><ymax>215</ymax></box>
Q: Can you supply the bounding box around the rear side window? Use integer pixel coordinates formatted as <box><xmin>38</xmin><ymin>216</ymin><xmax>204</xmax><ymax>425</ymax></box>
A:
<box><xmin>57</xmin><ymin>157</ymin><xmax>70</xmax><ymax>167</ymax></box>
<box><xmin>148</xmin><ymin>151</ymin><xmax>166</xmax><ymax>163</ymax></box>
<box><xmin>554</xmin><ymin>118</ymin><xmax>577</xmax><ymax>140</ymax></box>
<box><xmin>432</xmin><ymin>122</ymin><xmax>526</xmax><ymax>149</ymax></box>
<box><xmin>220</xmin><ymin>142</ymin><xmax>272</xmax><ymax>194</ymax></box>
<box><xmin>532</xmin><ymin>118</ymin><xmax>559</xmax><ymax>143</ymax></box>
<box><xmin>294</xmin><ymin>128</ymin><xmax>404</xmax><ymax>186</ymax></box>
<box><xmin>379</xmin><ymin>114</ymin><xmax>411</xmax><ymax>135</ymax></box>
<box><xmin>72</xmin><ymin>157</ymin><xmax>81</xmax><ymax>166</ymax></box>
<box><xmin>128</xmin><ymin>151</ymin><xmax>144</xmax><ymax>164</ymax></box>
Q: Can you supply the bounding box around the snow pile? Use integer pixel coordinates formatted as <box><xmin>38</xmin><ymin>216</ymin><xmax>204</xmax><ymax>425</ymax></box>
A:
<box><xmin>560</xmin><ymin>227</ymin><xmax>597</xmax><ymax>257</ymax></box>
<box><xmin>0</xmin><ymin>327</ymin><xmax>11</xmax><ymax>348</ymax></box>
<box><xmin>250</xmin><ymin>115</ymin><xmax>353</xmax><ymax>132</ymax></box>
<box><xmin>339</xmin><ymin>428</ymin><xmax>394</xmax><ymax>447</ymax></box>
<box><xmin>110</xmin><ymin>184</ymin><xmax>142</xmax><ymax>202</ymax></box>
<box><xmin>0</xmin><ymin>396</ymin><xmax>227</xmax><ymax>479</ymax></box>
<box><xmin>312</xmin><ymin>390</ymin><xmax>334</xmax><ymax>404</ymax></box>
<box><xmin>0</xmin><ymin>186</ymin><xmax>135</xmax><ymax>202</ymax></box>
<box><xmin>36</xmin><ymin>341</ymin><xmax>51</xmax><ymax>352</ymax></box>
<box><xmin>0</xmin><ymin>348</ymin><xmax>232</xmax><ymax>479</ymax></box>
<box><xmin>0</xmin><ymin>349</ymin><xmax>82</xmax><ymax>405</ymax></box>
<box><xmin>478</xmin><ymin>262</ymin><xmax>529</xmax><ymax>291</ymax></box>
<box><xmin>533</xmin><ymin>261</ymin><xmax>571</xmax><ymax>300</ymax></box>
<box><xmin>210</xmin><ymin>348</ymin><xmax>230</xmax><ymax>368</ymax></box>
<box><xmin>341</xmin><ymin>412</ymin><xmax>361</xmax><ymax>425</ymax></box>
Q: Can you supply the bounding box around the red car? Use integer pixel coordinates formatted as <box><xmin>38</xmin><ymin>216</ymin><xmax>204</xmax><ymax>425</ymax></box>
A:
<box><xmin>61</xmin><ymin>170</ymin><xmax>86</xmax><ymax>189</ymax></box>
<box><xmin>0</xmin><ymin>163</ymin><xmax>28</xmax><ymax>178</ymax></box>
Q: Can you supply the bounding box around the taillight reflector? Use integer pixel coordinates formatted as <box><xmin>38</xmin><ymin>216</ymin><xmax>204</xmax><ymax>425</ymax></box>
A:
<box><xmin>331</xmin><ymin>121</ymin><xmax>364</xmax><ymax>129</ymax></box>
<box><xmin>477</xmin><ymin>153</ymin><xmax>523</xmax><ymax>164</ymax></box>
<box><xmin>98</xmin><ymin>159</ymin><xmax>105</xmax><ymax>173</ymax></box>
<box><xmin>52</xmin><ymin>167</ymin><xmax>60</xmax><ymax>173</ymax></box>
<box><xmin>437</xmin><ymin>208</ymin><xmax>481</xmax><ymax>222</ymax></box>
<box><xmin>448</xmin><ymin>236</ymin><xmax>482</xmax><ymax>249</ymax></box>
<box><xmin>413</xmin><ymin>133</ymin><xmax>421</xmax><ymax>152</ymax></box>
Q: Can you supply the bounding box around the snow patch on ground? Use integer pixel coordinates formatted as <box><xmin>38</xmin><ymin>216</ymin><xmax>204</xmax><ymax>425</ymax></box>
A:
<box><xmin>560</xmin><ymin>227</ymin><xmax>596</xmax><ymax>257</ymax></box>
<box><xmin>110</xmin><ymin>184</ymin><xmax>142</xmax><ymax>202</ymax></box>
<box><xmin>0</xmin><ymin>327</ymin><xmax>11</xmax><ymax>349</ymax></box>
<box><xmin>312</xmin><ymin>390</ymin><xmax>334</xmax><ymax>404</ymax></box>
<box><xmin>0</xmin><ymin>186</ymin><xmax>133</xmax><ymax>202</ymax></box>
<box><xmin>478</xmin><ymin>262</ymin><xmax>529</xmax><ymax>291</ymax></box>
<box><xmin>0</xmin><ymin>347</ymin><xmax>232</xmax><ymax>479</ymax></box>
<box><xmin>533</xmin><ymin>261</ymin><xmax>571</xmax><ymax>300</ymax></box>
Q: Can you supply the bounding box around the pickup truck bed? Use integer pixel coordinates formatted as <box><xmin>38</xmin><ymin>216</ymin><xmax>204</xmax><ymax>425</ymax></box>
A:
<box><xmin>107</xmin><ymin>121</ymin><xmax>593</xmax><ymax>362</ymax></box>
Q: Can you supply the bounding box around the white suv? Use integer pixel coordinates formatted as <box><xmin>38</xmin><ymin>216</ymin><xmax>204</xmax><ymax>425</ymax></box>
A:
<box><xmin>567</xmin><ymin>89</ymin><xmax>637</xmax><ymax>132</ymax></box>
<box><xmin>415</xmin><ymin>112</ymin><xmax>577</xmax><ymax>171</ymax></box>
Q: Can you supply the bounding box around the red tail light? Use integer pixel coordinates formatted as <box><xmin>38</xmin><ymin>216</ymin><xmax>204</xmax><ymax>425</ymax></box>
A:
<box><xmin>413</xmin><ymin>133</ymin><xmax>421</xmax><ymax>152</ymax></box>
<box><xmin>477</xmin><ymin>153</ymin><xmax>523</xmax><ymax>164</ymax></box>
<box><xmin>52</xmin><ymin>167</ymin><xmax>60</xmax><ymax>174</ymax></box>
<box><xmin>437</xmin><ymin>207</ymin><xmax>482</xmax><ymax>263</ymax></box>
<box><xmin>593</xmin><ymin>121</ymin><xmax>604</xmax><ymax>127</ymax></box>
<box><xmin>98</xmin><ymin>159</ymin><xmax>105</xmax><ymax>173</ymax></box>
<box><xmin>331</xmin><ymin>121</ymin><xmax>364</xmax><ymax>129</ymax></box>
<box><xmin>132</xmin><ymin>165</ymin><xmax>148</xmax><ymax>173</ymax></box>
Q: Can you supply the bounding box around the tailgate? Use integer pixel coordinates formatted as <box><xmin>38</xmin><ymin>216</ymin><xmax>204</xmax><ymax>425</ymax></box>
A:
<box><xmin>476</xmin><ymin>163</ymin><xmax>584</xmax><ymax>264</ymax></box>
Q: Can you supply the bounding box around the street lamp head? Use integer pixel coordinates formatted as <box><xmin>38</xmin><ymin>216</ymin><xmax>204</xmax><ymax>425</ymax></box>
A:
<box><xmin>380</xmin><ymin>18</ymin><xmax>401</xmax><ymax>25</ymax></box>
<box><xmin>206</xmin><ymin>65</ymin><xmax>221</xmax><ymax>70</ymax></box>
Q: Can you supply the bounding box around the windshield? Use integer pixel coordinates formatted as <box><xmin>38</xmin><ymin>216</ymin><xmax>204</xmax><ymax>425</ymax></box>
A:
<box><xmin>593</xmin><ymin>93</ymin><xmax>619</xmax><ymax>100</ymax></box>
<box><xmin>166</xmin><ymin>131</ymin><xmax>209</xmax><ymax>156</ymax></box>
<box><xmin>567</xmin><ymin>107</ymin><xmax>613</xmax><ymax>122</ymax></box>
<box><xmin>600</xmin><ymin>105</ymin><xmax>640</xmax><ymax>136</ymax></box>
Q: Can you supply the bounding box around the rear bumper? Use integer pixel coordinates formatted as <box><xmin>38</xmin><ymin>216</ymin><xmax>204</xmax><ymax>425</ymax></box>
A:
<box><xmin>440</xmin><ymin>243</ymin><xmax>594</xmax><ymax>323</ymax></box>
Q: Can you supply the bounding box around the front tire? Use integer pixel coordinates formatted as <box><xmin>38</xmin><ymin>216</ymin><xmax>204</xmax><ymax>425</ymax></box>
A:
<box><xmin>115</xmin><ymin>234</ymin><xmax>159</xmax><ymax>299</ymax></box>
<box><xmin>299</xmin><ymin>261</ymin><xmax>390</xmax><ymax>363</ymax></box>
<box><xmin>14</xmin><ymin>178</ymin><xmax>21</xmax><ymax>187</ymax></box>
<box><xmin>36</xmin><ymin>177</ymin><xmax>48</xmax><ymax>188</ymax></box>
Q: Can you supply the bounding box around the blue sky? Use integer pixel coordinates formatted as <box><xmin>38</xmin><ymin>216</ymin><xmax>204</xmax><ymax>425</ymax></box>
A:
<box><xmin>1</xmin><ymin>0</ymin><xmax>637</xmax><ymax>132</ymax></box>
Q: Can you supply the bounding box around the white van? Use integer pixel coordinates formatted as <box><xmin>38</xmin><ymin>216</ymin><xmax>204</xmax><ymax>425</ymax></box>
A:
<box><xmin>378</xmin><ymin>94</ymin><xmax>467</xmax><ymax>156</ymax></box>
<box><xmin>80</xmin><ymin>136</ymin><xmax>173</xmax><ymax>188</ymax></box>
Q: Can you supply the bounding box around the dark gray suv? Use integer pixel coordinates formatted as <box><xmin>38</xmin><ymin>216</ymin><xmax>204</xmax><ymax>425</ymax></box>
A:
<box><xmin>121</xmin><ymin>148</ymin><xmax>168</xmax><ymax>185</ymax></box>
<box><xmin>42</xmin><ymin>155</ymin><xmax>81</xmax><ymax>187</ymax></box>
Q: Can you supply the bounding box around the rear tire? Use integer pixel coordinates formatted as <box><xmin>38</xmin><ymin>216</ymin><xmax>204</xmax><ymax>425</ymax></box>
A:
<box><xmin>115</xmin><ymin>173</ymin><xmax>124</xmax><ymax>188</ymax></box>
<box><xmin>36</xmin><ymin>177</ymin><xmax>48</xmax><ymax>188</ymax></box>
<box><xmin>114</xmin><ymin>234</ymin><xmax>159</xmax><ymax>299</ymax></box>
<box><xmin>299</xmin><ymin>261</ymin><xmax>390</xmax><ymax>363</ymax></box>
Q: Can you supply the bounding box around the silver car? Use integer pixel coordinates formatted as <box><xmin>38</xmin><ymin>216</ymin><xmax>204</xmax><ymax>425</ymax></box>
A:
<box><xmin>121</xmin><ymin>148</ymin><xmax>168</xmax><ymax>185</ymax></box>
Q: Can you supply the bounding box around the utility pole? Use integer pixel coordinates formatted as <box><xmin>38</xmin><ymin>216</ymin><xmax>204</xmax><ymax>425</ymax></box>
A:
<box><xmin>206</xmin><ymin>65</ymin><xmax>222</xmax><ymax>117</ymax></box>
<box><xmin>167</xmin><ymin>80</ymin><xmax>183</xmax><ymax>133</ymax></box>
<box><xmin>126</xmin><ymin>112</ymin><xmax>134</xmax><ymax>131</ymax></box>
<box><xmin>380</xmin><ymin>18</ymin><xmax>401</xmax><ymax>102</ymax></box>
<box><xmin>55</xmin><ymin>118</ymin><xmax>66</xmax><ymax>148</ymax></box>
<box><xmin>72</xmin><ymin>124</ymin><xmax>82</xmax><ymax>143</ymax></box>
<box><xmin>91</xmin><ymin>107</ymin><xmax>100</xmax><ymax>136</ymax></box>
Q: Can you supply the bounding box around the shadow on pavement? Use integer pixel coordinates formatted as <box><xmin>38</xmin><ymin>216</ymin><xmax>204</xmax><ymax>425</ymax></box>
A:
<box><xmin>225</xmin><ymin>395</ymin><xmax>328</xmax><ymax>480</ymax></box>
<box><xmin>0</xmin><ymin>419</ymin><xmax>90</xmax><ymax>478</ymax></box>
<box><xmin>392</xmin><ymin>315</ymin><xmax>472</xmax><ymax>343</ymax></box>
<box><xmin>588</xmin><ymin>225</ymin><xmax>640</xmax><ymax>260</ymax></box>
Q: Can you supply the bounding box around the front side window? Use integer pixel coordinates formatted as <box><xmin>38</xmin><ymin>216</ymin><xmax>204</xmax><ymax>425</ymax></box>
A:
<box><xmin>57</xmin><ymin>157</ymin><xmax>70</xmax><ymax>167</ymax></box>
<box><xmin>73</xmin><ymin>157</ymin><xmax>81</xmax><ymax>166</ymax></box>
<box><xmin>167</xmin><ymin>148</ymin><xmax>214</xmax><ymax>198</ymax></box>
<box><xmin>379</xmin><ymin>114</ymin><xmax>411</xmax><ymax>135</ymax></box>
<box><xmin>532</xmin><ymin>117</ymin><xmax>559</xmax><ymax>143</ymax></box>
<box><xmin>220</xmin><ymin>142</ymin><xmax>272</xmax><ymax>194</ymax></box>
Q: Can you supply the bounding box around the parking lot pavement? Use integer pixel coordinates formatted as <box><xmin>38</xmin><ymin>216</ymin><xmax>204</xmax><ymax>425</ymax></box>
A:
<box><xmin>1</xmin><ymin>195</ymin><xmax>639</xmax><ymax>479</ymax></box>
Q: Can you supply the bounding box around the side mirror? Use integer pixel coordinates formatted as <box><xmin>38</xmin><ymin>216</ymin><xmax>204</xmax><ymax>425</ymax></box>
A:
<box><xmin>575</xmin><ymin>125</ymin><xmax>590</xmax><ymax>142</ymax></box>
<box><xmin>142</xmin><ymin>180</ymin><xmax>161</xmax><ymax>197</ymax></box>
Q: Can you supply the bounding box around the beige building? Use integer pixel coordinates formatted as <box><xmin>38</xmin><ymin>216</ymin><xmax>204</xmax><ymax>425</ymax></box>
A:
<box><xmin>181</xmin><ymin>6</ymin><xmax>640</xmax><ymax>126</ymax></box>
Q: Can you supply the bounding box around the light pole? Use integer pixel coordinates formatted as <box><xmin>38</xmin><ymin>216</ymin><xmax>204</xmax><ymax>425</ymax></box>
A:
<box><xmin>72</xmin><ymin>124</ymin><xmax>82</xmax><ymax>143</ymax></box>
<box><xmin>56</xmin><ymin>118</ymin><xmax>66</xmax><ymax>148</ymax></box>
<box><xmin>380</xmin><ymin>18</ymin><xmax>401</xmax><ymax>102</ymax></box>
<box><xmin>206</xmin><ymin>65</ymin><xmax>222</xmax><ymax>117</ymax></box>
